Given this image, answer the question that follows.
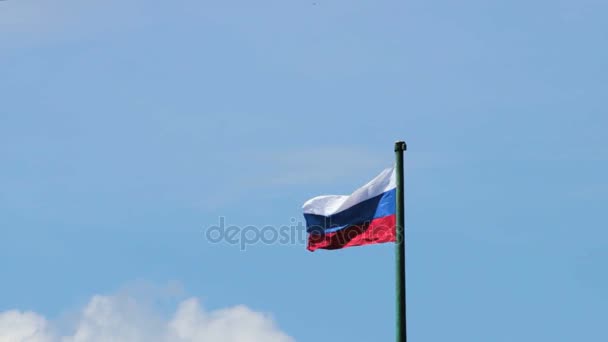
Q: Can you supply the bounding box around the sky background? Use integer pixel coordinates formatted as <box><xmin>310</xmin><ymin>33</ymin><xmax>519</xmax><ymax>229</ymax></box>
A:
<box><xmin>1</xmin><ymin>0</ymin><xmax>607</xmax><ymax>341</ymax></box>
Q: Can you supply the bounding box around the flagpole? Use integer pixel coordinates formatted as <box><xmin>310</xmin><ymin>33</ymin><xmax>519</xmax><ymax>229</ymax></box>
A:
<box><xmin>395</xmin><ymin>141</ymin><xmax>407</xmax><ymax>342</ymax></box>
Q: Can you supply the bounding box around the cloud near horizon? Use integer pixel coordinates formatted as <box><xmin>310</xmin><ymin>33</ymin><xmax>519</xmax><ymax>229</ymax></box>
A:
<box><xmin>0</xmin><ymin>293</ymin><xmax>294</xmax><ymax>342</ymax></box>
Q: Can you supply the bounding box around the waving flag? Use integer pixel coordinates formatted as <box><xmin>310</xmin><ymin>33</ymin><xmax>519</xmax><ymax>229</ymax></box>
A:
<box><xmin>302</xmin><ymin>166</ymin><xmax>397</xmax><ymax>251</ymax></box>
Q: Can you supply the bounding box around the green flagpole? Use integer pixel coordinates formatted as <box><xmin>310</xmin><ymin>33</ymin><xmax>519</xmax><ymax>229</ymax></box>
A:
<box><xmin>395</xmin><ymin>141</ymin><xmax>407</xmax><ymax>342</ymax></box>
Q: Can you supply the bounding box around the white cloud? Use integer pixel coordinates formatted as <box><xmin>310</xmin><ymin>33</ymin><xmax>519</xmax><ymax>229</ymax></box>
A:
<box><xmin>0</xmin><ymin>311</ymin><xmax>52</xmax><ymax>342</ymax></box>
<box><xmin>0</xmin><ymin>293</ymin><xmax>293</xmax><ymax>342</ymax></box>
<box><xmin>168</xmin><ymin>300</ymin><xmax>291</xmax><ymax>342</ymax></box>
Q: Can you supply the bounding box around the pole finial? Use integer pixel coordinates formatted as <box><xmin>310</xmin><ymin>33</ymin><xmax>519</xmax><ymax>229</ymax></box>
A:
<box><xmin>394</xmin><ymin>141</ymin><xmax>407</xmax><ymax>152</ymax></box>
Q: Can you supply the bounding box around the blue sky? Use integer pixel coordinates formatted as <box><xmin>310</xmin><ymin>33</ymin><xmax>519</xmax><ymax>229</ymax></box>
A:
<box><xmin>1</xmin><ymin>0</ymin><xmax>607</xmax><ymax>341</ymax></box>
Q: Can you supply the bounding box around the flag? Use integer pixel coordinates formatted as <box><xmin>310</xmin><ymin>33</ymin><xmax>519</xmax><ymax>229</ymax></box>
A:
<box><xmin>302</xmin><ymin>166</ymin><xmax>397</xmax><ymax>251</ymax></box>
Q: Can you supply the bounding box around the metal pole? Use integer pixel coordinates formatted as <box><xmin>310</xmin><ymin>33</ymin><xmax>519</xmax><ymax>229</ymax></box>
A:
<box><xmin>395</xmin><ymin>141</ymin><xmax>407</xmax><ymax>342</ymax></box>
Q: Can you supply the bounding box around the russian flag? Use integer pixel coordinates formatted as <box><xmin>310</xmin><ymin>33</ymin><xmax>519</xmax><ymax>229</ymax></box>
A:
<box><xmin>302</xmin><ymin>166</ymin><xmax>397</xmax><ymax>251</ymax></box>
